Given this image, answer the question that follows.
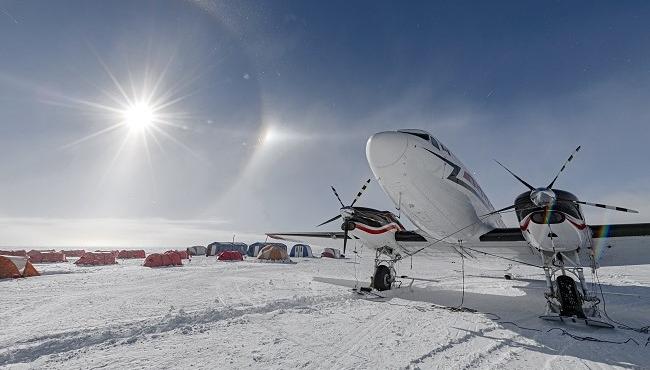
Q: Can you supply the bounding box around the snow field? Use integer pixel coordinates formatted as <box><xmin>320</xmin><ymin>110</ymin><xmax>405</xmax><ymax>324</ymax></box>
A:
<box><xmin>1</xmin><ymin>253</ymin><xmax>649</xmax><ymax>369</ymax></box>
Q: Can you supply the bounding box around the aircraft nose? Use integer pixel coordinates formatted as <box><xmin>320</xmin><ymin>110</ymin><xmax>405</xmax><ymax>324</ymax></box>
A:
<box><xmin>366</xmin><ymin>131</ymin><xmax>409</xmax><ymax>168</ymax></box>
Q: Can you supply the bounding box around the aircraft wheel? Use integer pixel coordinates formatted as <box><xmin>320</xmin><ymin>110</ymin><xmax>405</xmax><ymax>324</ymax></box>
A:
<box><xmin>373</xmin><ymin>265</ymin><xmax>393</xmax><ymax>291</ymax></box>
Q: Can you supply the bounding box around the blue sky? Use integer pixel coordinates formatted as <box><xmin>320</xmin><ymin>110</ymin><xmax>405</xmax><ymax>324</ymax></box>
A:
<box><xmin>1</xmin><ymin>0</ymin><xmax>649</xmax><ymax>246</ymax></box>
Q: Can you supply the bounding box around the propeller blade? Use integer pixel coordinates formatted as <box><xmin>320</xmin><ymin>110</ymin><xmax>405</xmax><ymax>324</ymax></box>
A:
<box><xmin>330</xmin><ymin>186</ymin><xmax>345</xmax><ymax>207</ymax></box>
<box><xmin>316</xmin><ymin>214</ymin><xmax>342</xmax><ymax>227</ymax></box>
<box><xmin>349</xmin><ymin>178</ymin><xmax>371</xmax><ymax>207</ymax></box>
<box><xmin>547</xmin><ymin>145</ymin><xmax>581</xmax><ymax>189</ymax></box>
<box><xmin>574</xmin><ymin>200</ymin><xmax>639</xmax><ymax>214</ymax></box>
<box><xmin>480</xmin><ymin>204</ymin><xmax>516</xmax><ymax>217</ymax></box>
<box><xmin>557</xmin><ymin>197</ymin><xmax>639</xmax><ymax>214</ymax></box>
<box><xmin>343</xmin><ymin>228</ymin><xmax>348</xmax><ymax>255</ymax></box>
<box><xmin>494</xmin><ymin>160</ymin><xmax>535</xmax><ymax>191</ymax></box>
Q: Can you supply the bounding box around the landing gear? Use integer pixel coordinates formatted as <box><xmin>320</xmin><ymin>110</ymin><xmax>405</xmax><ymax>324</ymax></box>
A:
<box><xmin>373</xmin><ymin>265</ymin><xmax>393</xmax><ymax>291</ymax></box>
<box><xmin>371</xmin><ymin>246</ymin><xmax>400</xmax><ymax>291</ymax></box>
<box><xmin>556</xmin><ymin>275</ymin><xmax>584</xmax><ymax>318</ymax></box>
<box><xmin>539</xmin><ymin>250</ymin><xmax>613</xmax><ymax>328</ymax></box>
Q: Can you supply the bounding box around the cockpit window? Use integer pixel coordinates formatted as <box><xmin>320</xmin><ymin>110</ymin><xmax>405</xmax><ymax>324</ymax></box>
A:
<box><xmin>404</xmin><ymin>132</ymin><xmax>430</xmax><ymax>141</ymax></box>
<box><xmin>516</xmin><ymin>200</ymin><xmax>583</xmax><ymax>221</ymax></box>
<box><xmin>531</xmin><ymin>211</ymin><xmax>565</xmax><ymax>224</ymax></box>
<box><xmin>550</xmin><ymin>201</ymin><xmax>582</xmax><ymax>219</ymax></box>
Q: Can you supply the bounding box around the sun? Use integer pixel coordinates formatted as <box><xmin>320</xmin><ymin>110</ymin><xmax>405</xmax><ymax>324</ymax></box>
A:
<box><xmin>123</xmin><ymin>102</ymin><xmax>155</xmax><ymax>131</ymax></box>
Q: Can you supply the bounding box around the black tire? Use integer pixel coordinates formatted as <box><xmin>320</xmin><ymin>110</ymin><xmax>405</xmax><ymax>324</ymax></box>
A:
<box><xmin>373</xmin><ymin>265</ymin><xmax>393</xmax><ymax>291</ymax></box>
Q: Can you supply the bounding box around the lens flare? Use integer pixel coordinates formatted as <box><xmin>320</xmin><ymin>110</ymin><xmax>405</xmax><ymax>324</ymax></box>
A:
<box><xmin>123</xmin><ymin>102</ymin><xmax>155</xmax><ymax>131</ymax></box>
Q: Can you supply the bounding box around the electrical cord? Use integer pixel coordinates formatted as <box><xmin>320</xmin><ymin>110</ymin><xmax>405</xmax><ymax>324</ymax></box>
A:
<box><xmin>593</xmin><ymin>268</ymin><xmax>650</xmax><ymax>335</ymax></box>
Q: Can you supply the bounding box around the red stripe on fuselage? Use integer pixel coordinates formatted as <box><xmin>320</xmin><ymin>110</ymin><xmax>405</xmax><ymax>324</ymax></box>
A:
<box><xmin>520</xmin><ymin>215</ymin><xmax>531</xmax><ymax>231</ymax></box>
<box><xmin>354</xmin><ymin>223</ymin><xmax>401</xmax><ymax>235</ymax></box>
<box><xmin>567</xmin><ymin>218</ymin><xmax>587</xmax><ymax>230</ymax></box>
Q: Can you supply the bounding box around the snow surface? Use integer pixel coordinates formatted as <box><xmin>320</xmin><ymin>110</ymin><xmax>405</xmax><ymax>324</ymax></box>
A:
<box><xmin>1</xmin><ymin>248</ymin><xmax>649</xmax><ymax>369</ymax></box>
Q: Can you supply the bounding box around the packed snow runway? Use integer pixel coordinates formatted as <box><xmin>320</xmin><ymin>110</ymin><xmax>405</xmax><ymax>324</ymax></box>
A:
<box><xmin>1</xmin><ymin>250</ymin><xmax>649</xmax><ymax>369</ymax></box>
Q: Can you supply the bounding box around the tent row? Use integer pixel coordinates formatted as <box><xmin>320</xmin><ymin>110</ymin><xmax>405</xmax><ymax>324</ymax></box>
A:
<box><xmin>213</xmin><ymin>245</ymin><xmax>293</xmax><ymax>264</ymax></box>
<box><xmin>3</xmin><ymin>243</ymin><xmax>343</xmax><ymax>278</ymax></box>
<box><xmin>206</xmin><ymin>242</ymin><xmax>248</xmax><ymax>256</ymax></box>
<box><xmin>198</xmin><ymin>242</ymin><xmax>309</xmax><ymax>258</ymax></box>
<box><xmin>1</xmin><ymin>249</ymin><xmax>86</xmax><ymax>258</ymax></box>
<box><xmin>187</xmin><ymin>242</ymin><xmax>343</xmax><ymax>259</ymax></box>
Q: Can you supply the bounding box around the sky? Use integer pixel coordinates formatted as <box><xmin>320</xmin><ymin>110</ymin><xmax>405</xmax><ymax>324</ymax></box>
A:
<box><xmin>1</xmin><ymin>0</ymin><xmax>650</xmax><ymax>247</ymax></box>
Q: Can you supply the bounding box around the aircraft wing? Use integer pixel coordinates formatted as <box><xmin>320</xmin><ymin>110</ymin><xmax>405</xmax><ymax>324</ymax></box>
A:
<box><xmin>266</xmin><ymin>230</ymin><xmax>428</xmax><ymax>250</ymax></box>
<box><xmin>588</xmin><ymin>223</ymin><xmax>650</xmax><ymax>266</ymax></box>
<box><xmin>467</xmin><ymin>223</ymin><xmax>650</xmax><ymax>267</ymax></box>
<box><xmin>266</xmin><ymin>231</ymin><xmax>355</xmax><ymax>249</ymax></box>
<box><xmin>269</xmin><ymin>224</ymin><xmax>650</xmax><ymax>267</ymax></box>
<box><xmin>404</xmin><ymin>230</ymin><xmax>542</xmax><ymax>267</ymax></box>
<box><xmin>267</xmin><ymin>229</ymin><xmax>540</xmax><ymax>266</ymax></box>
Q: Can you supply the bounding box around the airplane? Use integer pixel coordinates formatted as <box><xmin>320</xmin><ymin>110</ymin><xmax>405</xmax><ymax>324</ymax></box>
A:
<box><xmin>267</xmin><ymin>129</ymin><xmax>650</xmax><ymax>327</ymax></box>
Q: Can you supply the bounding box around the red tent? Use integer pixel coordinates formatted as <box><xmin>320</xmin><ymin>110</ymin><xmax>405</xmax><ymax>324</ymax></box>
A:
<box><xmin>117</xmin><ymin>250</ymin><xmax>146</xmax><ymax>259</ymax></box>
<box><xmin>165</xmin><ymin>250</ymin><xmax>188</xmax><ymax>259</ymax></box>
<box><xmin>217</xmin><ymin>251</ymin><xmax>244</xmax><ymax>261</ymax></box>
<box><xmin>144</xmin><ymin>252</ymin><xmax>183</xmax><ymax>268</ymax></box>
<box><xmin>75</xmin><ymin>252</ymin><xmax>117</xmax><ymax>266</ymax></box>
<box><xmin>0</xmin><ymin>255</ymin><xmax>39</xmax><ymax>279</ymax></box>
<box><xmin>61</xmin><ymin>250</ymin><xmax>85</xmax><ymax>258</ymax></box>
<box><xmin>0</xmin><ymin>250</ymin><xmax>27</xmax><ymax>257</ymax></box>
<box><xmin>28</xmin><ymin>250</ymin><xmax>67</xmax><ymax>263</ymax></box>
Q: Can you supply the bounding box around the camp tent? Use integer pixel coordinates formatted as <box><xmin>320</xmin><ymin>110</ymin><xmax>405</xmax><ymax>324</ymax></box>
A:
<box><xmin>61</xmin><ymin>250</ymin><xmax>85</xmax><ymax>258</ymax></box>
<box><xmin>28</xmin><ymin>250</ymin><xmax>67</xmax><ymax>263</ymax></box>
<box><xmin>289</xmin><ymin>244</ymin><xmax>314</xmax><ymax>258</ymax></box>
<box><xmin>144</xmin><ymin>251</ymin><xmax>183</xmax><ymax>268</ymax></box>
<box><xmin>321</xmin><ymin>248</ymin><xmax>343</xmax><ymax>259</ymax></box>
<box><xmin>94</xmin><ymin>250</ymin><xmax>119</xmax><ymax>258</ymax></box>
<box><xmin>165</xmin><ymin>250</ymin><xmax>188</xmax><ymax>259</ymax></box>
<box><xmin>75</xmin><ymin>252</ymin><xmax>117</xmax><ymax>266</ymax></box>
<box><xmin>117</xmin><ymin>250</ymin><xmax>146</xmax><ymax>259</ymax></box>
<box><xmin>0</xmin><ymin>255</ymin><xmax>39</xmax><ymax>279</ymax></box>
<box><xmin>0</xmin><ymin>250</ymin><xmax>27</xmax><ymax>257</ymax></box>
<box><xmin>186</xmin><ymin>245</ymin><xmax>207</xmax><ymax>256</ymax></box>
<box><xmin>217</xmin><ymin>250</ymin><xmax>244</xmax><ymax>261</ymax></box>
<box><xmin>206</xmin><ymin>242</ymin><xmax>248</xmax><ymax>256</ymax></box>
<box><xmin>257</xmin><ymin>245</ymin><xmax>292</xmax><ymax>263</ymax></box>
<box><xmin>247</xmin><ymin>242</ymin><xmax>287</xmax><ymax>257</ymax></box>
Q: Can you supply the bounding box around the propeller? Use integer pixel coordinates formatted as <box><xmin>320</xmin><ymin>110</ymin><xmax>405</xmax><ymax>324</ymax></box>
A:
<box><xmin>547</xmin><ymin>146</ymin><xmax>581</xmax><ymax>189</ymax></box>
<box><xmin>494</xmin><ymin>146</ymin><xmax>638</xmax><ymax>216</ymax></box>
<box><xmin>317</xmin><ymin>178</ymin><xmax>372</xmax><ymax>254</ymax></box>
<box><xmin>316</xmin><ymin>214</ymin><xmax>341</xmax><ymax>227</ymax></box>
<box><xmin>557</xmin><ymin>198</ymin><xmax>639</xmax><ymax>214</ymax></box>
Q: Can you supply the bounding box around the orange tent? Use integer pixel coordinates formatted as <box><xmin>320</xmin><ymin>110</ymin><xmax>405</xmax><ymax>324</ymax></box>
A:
<box><xmin>257</xmin><ymin>245</ymin><xmax>292</xmax><ymax>263</ymax></box>
<box><xmin>217</xmin><ymin>251</ymin><xmax>244</xmax><ymax>261</ymax></box>
<box><xmin>165</xmin><ymin>250</ymin><xmax>188</xmax><ymax>259</ymax></box>
<box><xmin>28</xmin><ymin>250</ymin><xmax>67</xmax><ymax>263</ymax></box>
<box><xmin>0</xmin><ymin>250</ymin><xmax>27</xmax><ymax>257</ymax></box>
<box><xmin>0</xmin><ymin>255</ymin><xmax>39</xmax><ymax>279</ymax></box>
<box><xmin>117</xmin><ymin>250</ymin><xmax>146</xmax><ymax>259</ymax></box>
<box><xmin>143</xmin><ymin>252</ymin><xmax>183</xmax><ymax>268</ymax></box>
<box><xmin>75</xmin><ymin>252</ymin><xmax>117</xmax><ymax>266</ymax></box>
<box><xmin>61</xmin><ymin>250</ymin><xmax>86</xmax><ymax>258</ymax></box>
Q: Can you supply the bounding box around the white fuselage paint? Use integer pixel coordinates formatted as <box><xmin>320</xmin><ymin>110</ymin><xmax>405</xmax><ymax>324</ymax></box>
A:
<box><xmin>520</xmin><ymin>213</ymin><xmax>590</xmax><ymax>253</ymax></box>
<box><xmin>365</xmin><ymin>130</ymin><xmax>505</xmax><ymax>244</ymax></box>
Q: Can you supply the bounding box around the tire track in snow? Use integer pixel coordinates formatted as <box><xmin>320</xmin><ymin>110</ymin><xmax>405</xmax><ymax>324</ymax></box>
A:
<box><xmin>325</xmin><ymin>305</ymin><xmax>393</xmax><ymax>370</ymax></box>
<box><xmin>458</xmin><ymin>330</ymin><xmax>520</xmax><ymax>370</ymax></box>
<box><xmin>405</xmin><ymin>326</ymin><xmax>500</xmax><ymax>368</ymax></box>
<box><xmin>0</xmin><ymin>295</ymin><xmax>347</xmax><ymax>366</ymax></box>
